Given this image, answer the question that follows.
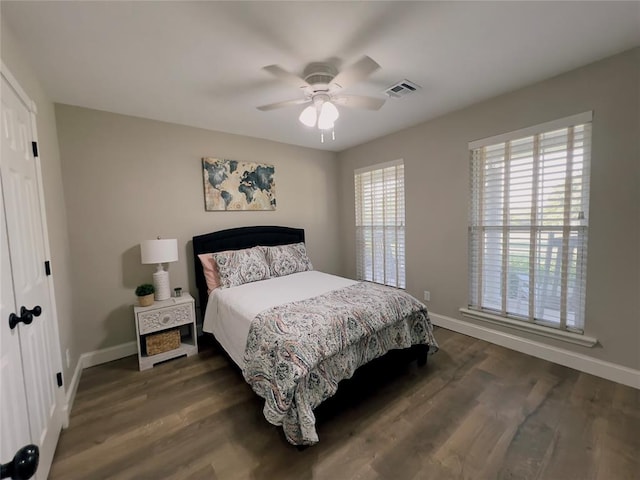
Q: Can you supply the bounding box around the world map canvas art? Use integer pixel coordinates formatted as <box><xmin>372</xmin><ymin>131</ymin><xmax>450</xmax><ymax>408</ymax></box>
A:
<box><xmin>202</xmin><ymin>157</ymin><xmax>276</xmax><ymax>211</ymax></box>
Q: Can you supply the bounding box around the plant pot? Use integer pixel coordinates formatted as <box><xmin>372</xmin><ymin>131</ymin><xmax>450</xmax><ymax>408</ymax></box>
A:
<box><xmin>138</xmin><ymin>293</ymin><xmax>154</xmax><ymax>307</ymax></box>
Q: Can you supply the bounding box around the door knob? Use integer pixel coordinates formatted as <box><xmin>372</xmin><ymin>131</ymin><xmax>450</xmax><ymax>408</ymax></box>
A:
<box><xmin>0</xmin><ymin>444</ymin><xmax>39</xmax><ymax>479</ymax></box>
<box><xmin>8</xmin><ymin>306</ymin><xmax>42</xmax><ymax>330</ymax></box>
<box><xmin>20</xmin><ymin>306</ymin><xmax>42</xmax><ymax>319</ymax></box>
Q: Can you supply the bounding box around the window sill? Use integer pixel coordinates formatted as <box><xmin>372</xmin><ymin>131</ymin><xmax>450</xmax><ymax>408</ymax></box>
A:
<box><xmin>459</xmin><ymin>308</ymin><xmax>598</xmax><ymax>348</ymax></box>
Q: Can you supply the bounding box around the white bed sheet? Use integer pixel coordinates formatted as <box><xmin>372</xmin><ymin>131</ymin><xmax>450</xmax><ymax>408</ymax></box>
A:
<box><xmin>202</xmin><ymin>270</ymin><xmax>357</xmax><ymax>368</ymax></box>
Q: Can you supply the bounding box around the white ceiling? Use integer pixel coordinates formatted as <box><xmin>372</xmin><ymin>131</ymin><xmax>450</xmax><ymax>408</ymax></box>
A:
<box><xmin>3</xmin><ymin>1</ymin><xmax>639</xmax><ymax>152</ymax></box>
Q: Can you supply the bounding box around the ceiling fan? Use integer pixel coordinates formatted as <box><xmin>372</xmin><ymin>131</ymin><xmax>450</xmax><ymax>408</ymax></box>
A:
<box><xmin>257</xmin><ymin>56</ymin><xmax>385</xmax><ymax>138</ymax></box>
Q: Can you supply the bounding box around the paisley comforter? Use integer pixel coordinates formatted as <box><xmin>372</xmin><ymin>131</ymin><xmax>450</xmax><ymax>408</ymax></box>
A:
<box><xmin>242</xmin><ymin>281</ymin><xmax>438</xmax><ymax>445</ymax></box>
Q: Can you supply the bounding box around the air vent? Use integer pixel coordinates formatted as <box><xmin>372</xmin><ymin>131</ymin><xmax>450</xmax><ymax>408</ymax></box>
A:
<box><xmin>384</xmin><ymin>79</ymin><xmax>421</xmax><ymax>98</ymax></box>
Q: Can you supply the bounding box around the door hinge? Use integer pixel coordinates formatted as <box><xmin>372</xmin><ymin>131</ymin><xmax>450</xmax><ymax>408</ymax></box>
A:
<box><xmin>44</xmin><ymin>260</ymin><xmax>51</xmax><ymax>276</ymax></box>
<box><xmin>56</xmin><ymin>372</ymin><xmax>63</xmax><ymax>388</ymax></box>
<box><xmin>32</xmin><ymin>141</ymin><xmax>39</xmax><ymax>158</ymax></box>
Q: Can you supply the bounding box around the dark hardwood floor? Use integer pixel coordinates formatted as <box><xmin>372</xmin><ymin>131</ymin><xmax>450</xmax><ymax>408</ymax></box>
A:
<box><xmin>50</xmin><ymin>328</ymin><xmax>639</xmax><ymax>479</ymax></box>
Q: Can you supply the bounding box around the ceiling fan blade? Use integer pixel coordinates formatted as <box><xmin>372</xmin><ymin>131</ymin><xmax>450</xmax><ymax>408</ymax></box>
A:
<box><xmin>257</xmin><ymin>98</ymin><xmax>311</xmax><ymax>111</ymax></box>
<box><xmin>263</xmin><ymin>65</ymin><xmax>310</xmax><ymax>89</ymax></box>
<box><xmin>333</xmin><ymin>95</ymin><xmax>386</xmax><ymax>111</ymax></box>
<box><xmin>330</xmin><ymin>56</ymin><xmax>381</xmax><ymax>90</ymax></box>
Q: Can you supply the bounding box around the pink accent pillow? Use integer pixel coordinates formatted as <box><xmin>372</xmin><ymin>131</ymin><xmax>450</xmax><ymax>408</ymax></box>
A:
<box><xmin>198</xmin><ymin>253</ymin><xmax>220</xmax><ymax>294</ymax></box>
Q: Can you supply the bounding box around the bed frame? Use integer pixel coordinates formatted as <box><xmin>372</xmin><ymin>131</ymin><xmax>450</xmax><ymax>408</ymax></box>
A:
<box><xmin>192</xmin><ymin>225</ymin><xmax>305</xmax><ymax>313</ymax></box>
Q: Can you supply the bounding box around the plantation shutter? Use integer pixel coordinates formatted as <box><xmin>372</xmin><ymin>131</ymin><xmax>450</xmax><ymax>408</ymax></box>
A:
<box><xmin>469</xmin><ymin>112</ymin><xmax>592</xmax><ymax>332</ymax></box>
<box><xmin>355</xmin><ymin>159</ymin><xmax>405</xmax><ymax>288</ymax></box>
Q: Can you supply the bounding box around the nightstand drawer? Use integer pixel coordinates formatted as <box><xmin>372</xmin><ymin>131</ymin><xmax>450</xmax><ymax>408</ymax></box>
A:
<box><xmin>138</xmin><ymin>303</ymin><xmax>193</xmax><ymax>335</ymax></box>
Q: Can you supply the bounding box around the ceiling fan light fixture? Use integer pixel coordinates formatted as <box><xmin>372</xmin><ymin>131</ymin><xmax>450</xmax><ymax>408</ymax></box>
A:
<box><xmin>258</xmin><ymin>56</ymin><xmax>385</xmax><ymax>142</ymax></box>
<box><xmin>299</xmin><ymin>105</ymin><xmax>317</xmax><ymax>127</ymax></box>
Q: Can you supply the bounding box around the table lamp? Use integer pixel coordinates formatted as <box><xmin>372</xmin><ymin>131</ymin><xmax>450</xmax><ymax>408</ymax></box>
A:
<box><xmin>140</xmin><ymin>238</ymin><xmax>178</xmax><ymax>301</ymax></box>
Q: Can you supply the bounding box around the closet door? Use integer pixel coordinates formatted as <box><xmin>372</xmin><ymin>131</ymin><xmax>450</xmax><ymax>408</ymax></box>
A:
<box><xmin>1</xmin><ymin>70</ymin><xmax>62</xmax><ymax>480</ymax></box>
<box><xmin>0</xmin><ymin>177</ymin><xmax>33</xmax><ymax>478</ymax></box>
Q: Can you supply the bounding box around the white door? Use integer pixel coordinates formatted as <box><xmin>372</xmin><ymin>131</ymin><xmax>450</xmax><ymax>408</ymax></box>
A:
<box><xmin>1</xmin><ymin>70</ymin><xmax>63</xmax><ymax>479</ymax></box>
<box><xmin>0</xmin><ymin>178</ymin><xmax>33</xmax><ymax>477</ymax></box>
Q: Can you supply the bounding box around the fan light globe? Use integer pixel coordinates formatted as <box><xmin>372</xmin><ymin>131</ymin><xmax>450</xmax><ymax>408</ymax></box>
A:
<box><xmin>299</xmin><ymin>106</ymin><xmax>317</xmax><ymax>127</ymax></box>
<box><xmin>318</xmin><ymin>101</ymin><xmax>339</xmax><ymax>130</ymax></box>
<box><xmin>318</xmin><ymin>118</ymin><xmax>334</xmax><ymax>130</ymax></box>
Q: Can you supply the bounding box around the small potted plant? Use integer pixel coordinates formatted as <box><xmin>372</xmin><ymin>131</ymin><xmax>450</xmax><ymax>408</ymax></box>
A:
<box><xmin>135</xmin><ymin>283</ymin><xmax>155</xmax><ymax>307</ymax></box>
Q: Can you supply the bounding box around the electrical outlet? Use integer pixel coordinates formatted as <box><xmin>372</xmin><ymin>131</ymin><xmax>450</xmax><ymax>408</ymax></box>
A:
<box><xmin>423</xmin><ymin>291</ymin><xmax>430</xmax><ymax>302</ymax></box>
<box><xmin>65</xmin><ymin>348</ymin><xmax>70</xmax><ymax>369</ymax></box>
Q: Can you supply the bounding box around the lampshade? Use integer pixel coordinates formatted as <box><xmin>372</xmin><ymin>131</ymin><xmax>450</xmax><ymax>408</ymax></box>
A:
<box><xmin>140</xmin><ymin>239</ymin><xmax>178</xmax><ymax>265</ymax></box>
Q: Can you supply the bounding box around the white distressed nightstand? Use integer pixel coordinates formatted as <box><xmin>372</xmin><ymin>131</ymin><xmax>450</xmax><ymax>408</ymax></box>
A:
<box><xmin>133</xmin><ymin>293</ymin><xmax>198</xmax><ymax>371</ymax></box>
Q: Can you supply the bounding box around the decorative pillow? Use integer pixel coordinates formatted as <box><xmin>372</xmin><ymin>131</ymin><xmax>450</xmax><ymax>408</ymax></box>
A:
<box><xmin>197</xmin><ymin>253</ymin><xmax>221</xmax><ymax>294</ymax></box>
<box><xmin>264</xmin><ymin>242</ymin><xmax>313</xmax><ymax>277</ymax></box>
<box><xmin>213</xmin><ymin>247</ymin><xmax>270</xmax><ymax>288</ymax></box>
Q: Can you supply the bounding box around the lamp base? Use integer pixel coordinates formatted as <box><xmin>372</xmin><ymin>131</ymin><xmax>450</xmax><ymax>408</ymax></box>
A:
<box><xmin>153</xmin><ymin>268</ymin><xmax>171</xmax><ymax>301</ymax></box>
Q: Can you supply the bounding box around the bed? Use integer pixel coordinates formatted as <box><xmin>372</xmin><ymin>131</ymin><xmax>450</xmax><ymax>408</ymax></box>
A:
<box><xmin>193</xmin><ymin>225</ymin><xmax>438</xmax><ymax>446</ymax></box>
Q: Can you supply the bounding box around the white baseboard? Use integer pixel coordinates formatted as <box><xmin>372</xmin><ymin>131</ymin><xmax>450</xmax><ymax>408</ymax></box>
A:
<box><xmin>61</xmin><ymin>356</ymin><xmax>83</xmax><ymax>428</ymax></box>
<box><xmin>62</xmin><ymin>341</ymin><xmax>138</xmax><ymax>427</ymax></box>
<box><xmin>431</xmin><ymin>312</ymin><xmax>640</xmax><ymax>390</ymax></box>
<box><xmin>80</xmin><ymin>341</ymin><xmax>137</xmax><ymax>369</ymax></box>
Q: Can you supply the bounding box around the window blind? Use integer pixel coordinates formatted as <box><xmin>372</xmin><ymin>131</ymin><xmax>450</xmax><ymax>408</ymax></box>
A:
<box><xmin>469</xmin><ymin>113</ymin><xmax>591</xmax><ymax>332</ymax></box>
<box><xmin>355</xmin><ymin>159</ymin><xmax>405</xmax><ymax>288</ymax></box>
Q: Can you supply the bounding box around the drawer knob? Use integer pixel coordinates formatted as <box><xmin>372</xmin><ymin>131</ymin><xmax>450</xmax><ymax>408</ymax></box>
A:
<box><xmin>162</xmin><ymin>315</ymin><xmax>171</xmax><ymax>323</ymax></box>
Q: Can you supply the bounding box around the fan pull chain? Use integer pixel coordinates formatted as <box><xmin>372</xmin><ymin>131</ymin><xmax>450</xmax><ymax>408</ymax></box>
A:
<box><xmin>319</xmin><ymin>129</ymin><xmax>335</xmax><ymax>143</ymax></box>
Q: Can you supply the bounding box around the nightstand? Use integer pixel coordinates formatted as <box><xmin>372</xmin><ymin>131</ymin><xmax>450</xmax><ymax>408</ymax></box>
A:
<box><xmin>133</xmin><ymin>293</ymin><xmax>198</xmax><ymax>371</ymax></box>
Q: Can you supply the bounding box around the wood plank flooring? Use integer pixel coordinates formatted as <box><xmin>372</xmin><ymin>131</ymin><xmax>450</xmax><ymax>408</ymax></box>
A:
<box><xmin>49</xmin><ymin>328</ymin><xmax>639</xmax><ymax>479</ymax></box>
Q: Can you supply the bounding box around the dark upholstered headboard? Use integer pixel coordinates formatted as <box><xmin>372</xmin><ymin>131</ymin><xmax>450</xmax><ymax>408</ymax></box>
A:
<box><xmin>192</xmin><ymin>225</ymin><xmax>305</xmax><ymax>313</ymax></box>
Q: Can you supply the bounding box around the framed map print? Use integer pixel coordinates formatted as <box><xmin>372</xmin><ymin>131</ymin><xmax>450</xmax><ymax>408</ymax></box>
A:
<box><xmin>202</xmin><ymin>157</ymin><xmax>276</xmax><ymax>211</ymax></box>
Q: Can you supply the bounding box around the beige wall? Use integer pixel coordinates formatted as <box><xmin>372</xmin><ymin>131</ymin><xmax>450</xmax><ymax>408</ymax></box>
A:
<box><xmin>55</xmin><ymin>105</ymin><xmax>340</xmax><ymax>353</ymax></box>
<box><xmin>1</xmin><ymin>20</ymin><xmax>77</xmax><ymax>385</ymax></box>
<box><xmin>338</xmin><ymin>48</ymin><xmax>640</xmax><ymax>369</ymax></box>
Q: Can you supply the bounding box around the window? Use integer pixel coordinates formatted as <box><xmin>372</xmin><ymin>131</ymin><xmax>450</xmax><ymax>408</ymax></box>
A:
<box><xmin>355</xmin><ymin>159</ymin><xmax>405</xmax><ymax>288</ymax></box>
<box><xmin>468</xmin><ymin>112</ymin><xmax>591</xmax><ymax>332</ymax></box>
